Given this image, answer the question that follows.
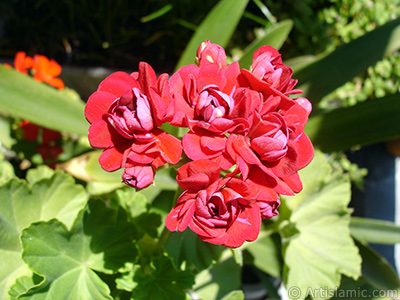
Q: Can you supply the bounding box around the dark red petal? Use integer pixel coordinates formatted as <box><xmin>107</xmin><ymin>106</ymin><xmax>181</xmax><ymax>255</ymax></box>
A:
<box><xmin>85</xmin><ymin>91</ymin><xmax>116</xmax><ymax>124</ymax></box>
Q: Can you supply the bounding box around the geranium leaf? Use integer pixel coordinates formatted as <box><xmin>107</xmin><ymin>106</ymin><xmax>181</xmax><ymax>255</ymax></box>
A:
<box><xmin>0</xmin><ymin>170</ymin><xmax>88</xmax><ymax>300</ymax></box>
<box><xmin>220</xmin><ymin>290</ymin><xmax>245</xmax><ymax>300</ymax></box>
<box><xmin>19</xmin><ymin>199</ymin><xmax>139</xmax><ymax>299</ymax></box>
<box><xmin>0</xmin><ymin>153</ymin><xmax>14</xmax><ymax>185</ymax></box>
<box><xmin>164</xmin><ymin>229</ymin><xmax>223</xmax><ymax>271</ymax></box>
<box><xmin>245</xmin><ymin>233</ymin><xmax>282</xmax><ymax>279</ymax></box>
<box><xmin>193</xmin><ymin>250</ymin><xmax>242</xmax><ymax>300</ymax></box>
<box><xmin>131</xmin><ymin>255</ymin><xmax>194</xmax><ymax>300</ymax></box>
<box><xmin>0</xmin><ymin>65</ymin><xmax>88</xmax><ymax>136</ymax></box>
<box><xmin>281</xmin><ymin>151</ymin><xmax>361</xmax><ymax>300</ymax></box>
<box><xmin>175</xmin><ymin>0</ymin><xmax>249</xmax><ymax>70</ymax></box>
<box><xmin>238</xmin><ymin>19</ymin><xmax>293</xmax><ymax>69</ymax></box>
<box><xmin>25</xmin><ymin>165</ymin><xmax>54</xmax><ymax>186</ymax></box>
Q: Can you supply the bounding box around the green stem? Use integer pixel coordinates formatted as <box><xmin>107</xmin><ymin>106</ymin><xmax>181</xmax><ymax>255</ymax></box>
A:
<box><xmin>156</xmin><ymin>185</ymin><xmax>184</xmax><ymax>254</ymax></box>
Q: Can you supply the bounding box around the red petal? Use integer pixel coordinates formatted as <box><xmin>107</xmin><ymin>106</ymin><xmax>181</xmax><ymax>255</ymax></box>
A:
<box><xmin>98</xmin><ymin>71</ymin><xmax>139</xmax><ymax>97</ymax></box>
<box><xmin>224</xmin><ymin>205</ymin><xmax>261</xmax><ymax>248</ymax></box>
<box><xmin>85</xmin><ymin>91</ymin><xmax>116</xmax><ymax>124</ymax></box>
<box><xmin>88</xmin><ymin>119</ymin><xmax>114</xmax><ymax>149</ymax></box>
<box><xmin>152</xmin><ymin>128</ymin><xmax>182</xmax><ymax>165</ymax></box>
<box><xmin>165</xmin><ymin>200</ymin><xmax>196</xmax><ymax>232</ymax></box>
<box><xmin>98</xmin><ymin>147</ymin><xmax>124</xmax><ymax>172</ymax></box>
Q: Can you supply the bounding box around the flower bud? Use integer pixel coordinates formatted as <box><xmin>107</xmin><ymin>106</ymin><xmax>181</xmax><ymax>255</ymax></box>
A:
<box><xmin>196</xmin><ymin>40</ymin><xmax>227</xmax><ymax>68</ymax></box>
<box><xmin>122</xmin><ymin>165</ymin><xmax>155</xmax><ymax>189</ymax></box>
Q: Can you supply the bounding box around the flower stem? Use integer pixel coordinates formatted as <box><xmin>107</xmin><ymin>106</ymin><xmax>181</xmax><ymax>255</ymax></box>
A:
<box><xmin>156</xmin><ymin>185</ymin><xmax>183</xmax><ymax>254</ymax></box>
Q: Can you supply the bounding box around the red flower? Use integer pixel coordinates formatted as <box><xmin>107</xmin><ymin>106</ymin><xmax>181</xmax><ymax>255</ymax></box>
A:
<box><xmin>85</xmin><ymin>62</ymin><xmax>182</xmax><ymax>188</ymax></box>
<box><xmin>3</xmin><ymin>51</ymin><xmax>33</xmax><ymax>75</ymax></box>
<box><xmin>169</xmin><ymin>62</ymin><xmax>244</xmax><ymax>134</ymax></box>
<box><xmin>226</xmin><ymin>95</ymin><xmax>314</xmax><ymax>195</ymax></box>
<box><xmin>32</xmin><ymin>54</ymin><xmax>65</xmax><ymax>89</ymax></box>
<box><xmin>240</xmin><ymin>45</ymin><xmax>302</xmax><ymax>96</ymax></box>
<box><xmin>165</xmin><ymin>160</ymin><xmax>263</xmax><ymax>248</ymax></box>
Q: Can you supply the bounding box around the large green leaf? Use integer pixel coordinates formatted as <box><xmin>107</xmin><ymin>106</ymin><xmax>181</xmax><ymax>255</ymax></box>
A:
<box><xmin>0</xmin><ymin>170</ymin><xmax>88</xmax><ymax>300</ymax></box>
<box><xmin>305</xmin><ymin>93</ymin><xmax>400</xmax><ymax>152</ymax></box>
<box><xmin>0</xmin><ymin>65</ymin><xmax>88</xmax><ymax>136</ymax></box>
<box><xmin>19</xmin><ymin>199</ymin><xmax>139</xmax><ymax>299</ymax></box>
<box><xmin>350</xmin><ymin>217</ymin><xmax>400</xmax><ymax>244</ymax></box>
<box><xmin>245</xmin><ymin>233</ymin><xmax>282</xmax><ymax>279</ymax></box>
<box><xmin>330</xmin><ymin>242</ymin><xmax>400</xmax><ymax>300</ymax></box>
<box><xmin>131</xmin><ymin>255</ymin><xmax>194</xmax><ymax>300</ymax></box>
<box><xmin>193</xmin><ymin>250</ymin><xmax>242</xmax><ymax>300</ymax></box>
<box><xmin>238</xmin><ymin>20</ymin><xmax>293</xmax><ymax>69</ymax></box>
<box><xmin>281</xmin><ymin>151</ymin><xmax>361</xmax><ymax>300</ymax></box>
<box><xmin>164</xmin><ymin>229</ymin><xmax>223</xmax><ymax>271</ymax></box>
<box><xmin>295</xmin><ymin>18</ymin><xmax>400</xmax><ymax>106</ymax></box>
<box><xmin>175</xmin><ymin>0</ymin><xmax>249</xmax><ymax>70</ymax></box>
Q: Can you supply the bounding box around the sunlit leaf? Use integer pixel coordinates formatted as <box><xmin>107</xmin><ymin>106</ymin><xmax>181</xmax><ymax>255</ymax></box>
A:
<box><xmin>245</xmin><ymin>233</ymin><xmax>282</xmax><ymax>278</ymax></box>
<box><xmin>220</xmin><ymin>290</ymin><xmax>245</xmax><ymax>300</ymax></box>
<box><xmin>19</xmin><ymin>199</ymin><xmax>139</xmax><ymax>299</ymax></box>
<box><xmin>282</xmin><ymin>151</ymin><xmax>361</xmax><ymax>300</ymax></box>
<box><xmin>0</xmin><ymin>66</ymin><xmax>88</xmax><ymax>136</ymax></box>
<box><xmin>193</xmin><ymin>250</ymin><xmax>242</xmax><ymax>300</ymax></box>
<box><xmin>175</xmin><ymin>0</ymin><xmax>249</xmax><ymax>70</ymax></box>
<box><xmin>0</xmin><ymin>170</ymin><xmax>88</xmax><ymax>300</ymax></box>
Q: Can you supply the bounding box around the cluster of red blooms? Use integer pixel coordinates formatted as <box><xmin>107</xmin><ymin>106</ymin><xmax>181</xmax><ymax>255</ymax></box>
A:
<box><xmin>5</xmin><ymin>51</ymin><xmax>65</xmax><ymax>166</ymax></box>
<box><xmin>85</xmin><ymin>41</ymin><xmax>314</xmax><ymax>248</ymax></box>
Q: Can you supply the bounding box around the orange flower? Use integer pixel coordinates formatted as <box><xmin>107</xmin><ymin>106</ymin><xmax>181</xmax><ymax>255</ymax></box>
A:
<box><xmin>32</xmin><ymin>54</ymin><xmax>65</xmax><ymax>89</ymax></box>
<box><xmin>3</xmin><ymin>51</ymin><xmax>33</xmax><ymax>75</ymax></box>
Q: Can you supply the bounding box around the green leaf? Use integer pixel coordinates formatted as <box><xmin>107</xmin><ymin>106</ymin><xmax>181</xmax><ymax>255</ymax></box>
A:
<box><xmin>357</xmin><ymin>241</ymin><xmax>400</xmax><ymax>291</ymax></box>
<box><xmin>282</xmin><ymin>151</ymin><xmax>361</xmax><ymax>300</ymax></box>
<box><xmin>0</xmin><ymin>66</ymin><xmax>88</xmax><ymax>136</ymax></box>
<box><xmin>0</xmin><ymin>153</ymin><xmax>14</xmax><ymax>185</ymax></box>
<box><xmin>193</xmin><ymin>250</ymin><xmax>242</xmax><ymax>300</ymax></box>
<box><xmin>238</xmin><ymin>20</ymin><xmax>293</xmax><ymax>69</ymax></box>
<box><xmin>132</xmin><ymin>255</ymin><xmax>194</xmax><ymax>300</ymax></box>
<box><xmin>329</xmin><ymin>242</ymin><xmax>400</xmax><ymax>300</ymax></box>
<box><xmin>0</xmin><ymin>170</ymin><xmax>88</xmax><ymax>300</ymax></box>
<box><xmin>19</xmin><ymin>199</ymin><xmax>138</xmax><ymax>299</ymax></box>
<box><xmin>294</xmin><ymin>18</ymin><xmax>400</xmax><ymax>106</ymax></box>
<box><xmin>164</xmin><ymin>229</ymin><xmax>223</xmax><ymax>271</ymax></box>
<box><xmin>245</xmin><ymin>233</ymin><xmax>282</xmax><ymax>278</ymax></box>
<box><xmin>350</xmin><ymin>217</ymin><xmax>400</xmax><ymax>244</ymax></box>
<box><xmin>25</xmin><ymin>165</ymin><xmax>54</xmax><ymax>186</ymax></box>
<box><xmin>220</xmin><ymin>290</ymin><xmax>245</xmax><ymax>300</ymax></box>
<box><xmin>305</xmin><ymin>93</ymin><xmax>400</xmax><ymax>152</ymax></box>
<box><xmin>175</xmin><ymin>0</ymin><xmax>249</xmax><ymax>70</ymax></box>
<box><xmin>0</xmin><ymin>115</ymin><xmax>15</xmax><ymax>149</ymax></box>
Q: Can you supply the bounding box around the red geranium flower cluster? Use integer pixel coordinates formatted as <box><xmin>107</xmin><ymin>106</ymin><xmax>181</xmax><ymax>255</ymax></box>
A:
<box><xmin>85</xmin><ymin>41</ymin><xmax>314</xmax><ymax>248</ymax></box>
